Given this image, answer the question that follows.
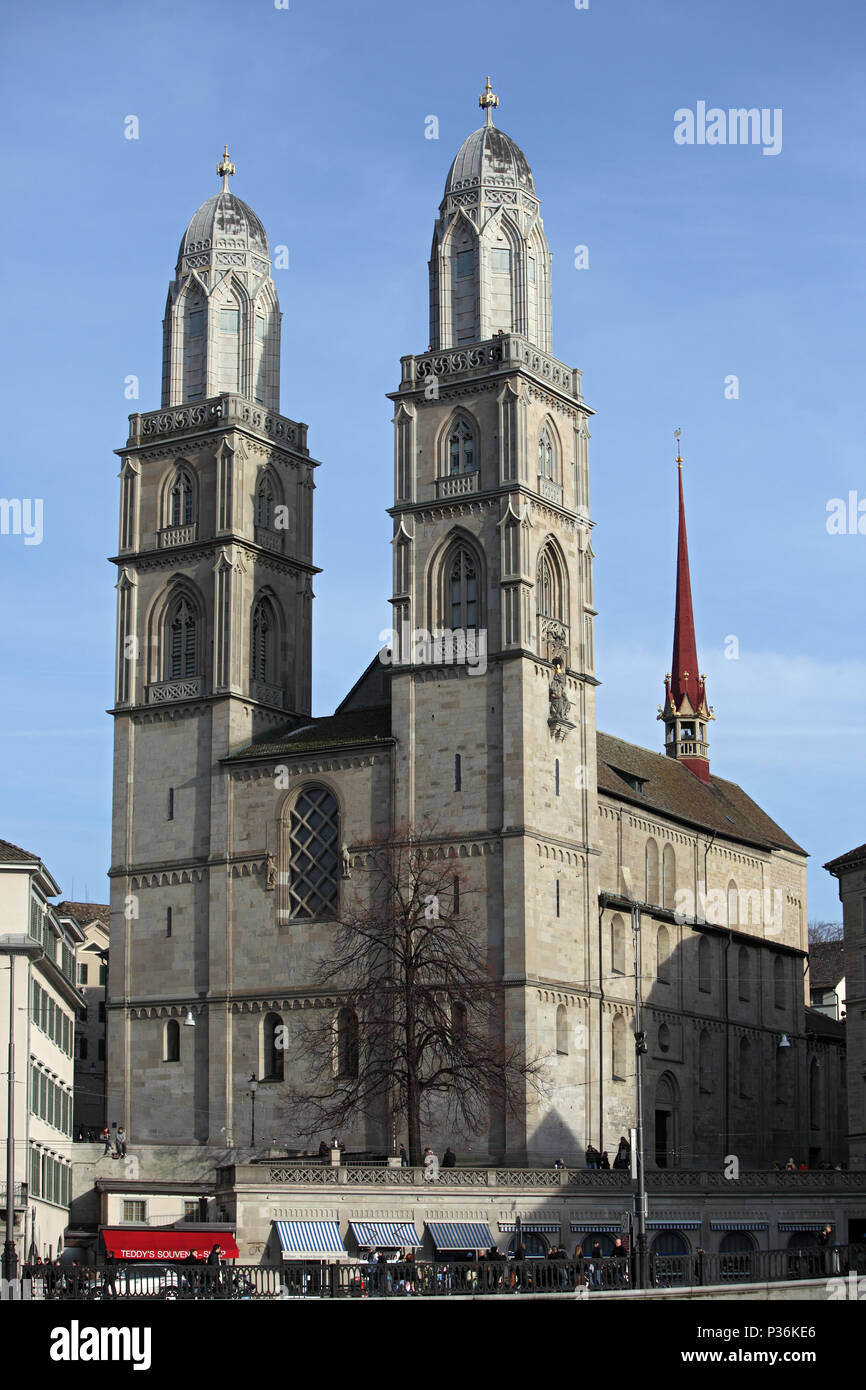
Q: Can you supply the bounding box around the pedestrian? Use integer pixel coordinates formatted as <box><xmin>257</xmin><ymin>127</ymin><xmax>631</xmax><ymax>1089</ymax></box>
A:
<box><xmin>441</xmin><ymin>1145</ymin><xmax>456</xmax><ymax>1168</ymax></box>
<box><xmin>590</xmin><ymin>1239</ymin><xmax>603</xmax><ymax>1288</ymax></box>
<box><xmin>553</xmin><ymin>1157</ymin><xmax>565</xmax><ymax>1170</ymax></box>
<box><xmin>318</xmin><ymin>1139</ymin><xmax>329</xmax><ymax>1160</ymax></box>
<box><xmin>100</xmin><ymin>1126</ymin><xmax>112</xmax><ymax>1156</ymax></box>
<box><xmin>399</xmin><ymin>1144</ymin><xmax>409</xmax><ymax>1167</ymax></box>
<box><xmin>785</xmin><ymin>1156</ymin><xmax>796</xmax><ymax>1171</ymax></box>
<box><xmin>423</xmin><ymin>1147</ymin><xmax>439</xmax><ymax>1181</ymax></box>
<box><xmin>600</xmin><ymin>1150</ymin><xmax>610</xmax><ymax>1170</ymax></box>
<box><xmin>103</xmin><ymin>1250</ymin><xmax>117</xmax><ymax>1299</ymax></box>
<box><xmin>585</xmin><ymin>1143</ymin><xmax>599</xmax><ymax>1170</ymax></box>
<box><xmin>116</xmin><ymin>1125</ymin><xmax>127</xmax><ymax>1157</ymax></box>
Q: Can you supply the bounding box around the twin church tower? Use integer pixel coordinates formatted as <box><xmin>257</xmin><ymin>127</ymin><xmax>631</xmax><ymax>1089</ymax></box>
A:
<box><xmin>108</xmin><ymin>85</ymin><xmax>807</xmax><ymax>1166</ymax></box>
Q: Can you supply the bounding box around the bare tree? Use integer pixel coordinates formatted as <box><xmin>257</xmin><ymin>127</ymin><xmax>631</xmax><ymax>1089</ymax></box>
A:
<box><xmin>808</xmin><ymin>920</ymin><xmax>844</xmax><ymax>944</ymax></box>
<box><xmin>279</xmin><ymin>829</ymin><xmax>545</xmax><ymax>1164</ymax></box>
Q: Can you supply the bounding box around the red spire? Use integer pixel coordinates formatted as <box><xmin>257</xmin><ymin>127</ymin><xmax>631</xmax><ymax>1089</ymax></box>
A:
<box><xmin>671</xmin><ymin>462</ymin><xmax>701</xmax><ymax>712</ymax></box>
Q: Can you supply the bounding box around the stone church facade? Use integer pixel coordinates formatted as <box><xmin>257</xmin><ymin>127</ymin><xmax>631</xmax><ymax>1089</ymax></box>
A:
<box><xmin>107</xmin><ymin>92</ymin><xmax>841</xmax><ymax>1171</ymax></box>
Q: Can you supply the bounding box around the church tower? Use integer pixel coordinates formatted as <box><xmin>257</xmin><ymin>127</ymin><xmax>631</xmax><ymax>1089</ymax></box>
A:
<box><xmin>387</xmin><ymin>83</ymin><xmax>599</xmax><ymax>1162</ymax></box>
<box><xmin>108</xmin><ymin>151</ymin><xmax>321</xmax><ymax>1140</ymax></box>
<box><xmin>658</xmin><ymin>434</ymin><xmax>714</xmax><ymax>783</ymax></box>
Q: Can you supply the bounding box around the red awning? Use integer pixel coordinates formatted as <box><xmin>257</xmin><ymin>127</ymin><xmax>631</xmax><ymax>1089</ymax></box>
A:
<box><xmin>101</xmin><ymin>1228</ymin><xmax>239</xmax><ymax>1261</ymax></box>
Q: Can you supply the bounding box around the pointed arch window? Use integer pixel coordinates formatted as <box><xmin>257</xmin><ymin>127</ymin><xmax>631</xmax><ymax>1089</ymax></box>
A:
<box><xmin>263</xmin><ymin>1012</ymin><xmax>284</xmax><ymax>1082</ymax></box>
<box><xmin>336</xmin><ymin>1007</ymin><xmax>359</xmax><ymax>1079</ymax></box>
<box><xmin>556</xmin><ymin>1004</ymin><xmax>568</xmax><ymax>1055</ymax></box>
<box><xmin>448</xmin><ymin>420</ymin><xmax>475</xmax><ymax>475</ymax></box>
<box><xmin>251</xmin><ymin>598</ymin><xmax>276</xmax><ymax>685</ymax></box>
<box><xmin>538</xmin><ymin>427</ymin><xmax>555</xmax><ymax>481</ymax></box>
<box><xmin>164</xmin><ymin>1020</ymin><xmax>180</xmax><ymax>1063</ymax></box>
<box><xmin>169</xmin><ymin>470</ymin><xmax>194</xmax><ymax>528</ymax></box>
<box><xmin>287</xmin><ymin>785</ymin><xmax>340</xmax><ymax>920</ymax></box>
<box><xmin>256</xmin><ymin>474</ymin><xmax>274</xmax><ymax>529</ymax></box>
<box><xmin>448</xmin><ymin>547</ymin><xmax>478</xmax><ymax>630</ymax></box>
<box><xmin>536</xmin><ymin>546</ymin><xmax>564</xmax><ymax>622</ymax></box>
<box><xmin>167</xmin><ymin>597</ymin><xmax>198</xmax><ymax>679</ymax></box>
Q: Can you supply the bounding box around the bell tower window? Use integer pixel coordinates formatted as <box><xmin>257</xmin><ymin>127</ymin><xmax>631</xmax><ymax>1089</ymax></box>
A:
<box><xmin>538</xmin><ymin>428</ymin><xmax>555</xmax><ymax>481</ymax></box>
<box><xmin>220</xmin><ymin>308</ymin><xmax>239</xmax><ymax>334</ymax></box>
<box><xmin>448</xmin><ymin>421</ymin><xmax>475</xmax><ymax>475</ymax></box>
<box><xmin>169</xmin><ymin>471</ymin><xmax>194</xmax><ymax>527</ymax></box>
<box><xmin>449</xmin><ymin>547</ymin><xmax>478</xmax><ymax>630</ymax></box>
<box><xmin>167</xmin><ymin>597</ymin><xmax>197</xmax><ymax>679</ymax></box>
<box><xmin>250</xmin><ymin>599</ymin><xmax>275</xmax><ymax>684</ymax></box>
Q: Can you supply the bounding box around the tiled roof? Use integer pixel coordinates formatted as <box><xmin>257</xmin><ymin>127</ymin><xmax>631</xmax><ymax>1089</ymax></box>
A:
<box><xmin>824</xmin><ymin>843</ymin><xmax>866</xmax><ymax>874</ymax></box>
<box><xmin>225</xmin><ymin>705</ymin><xmax>392</xmax><ymax>763</ymax></box>
<box><xmin>807</xmin><ymin>939</ymin><xmax>844</xmax><ymax>989</ymax></box>
<box><xmin>57</xmin><ymin>901</ymin><xmax>110</xmax><ymax>931</ymax></box>
<box><xmin>0</xmin><ymin>837</ymin><xmax>41</xmax><ymax>864</ymax></box>
<box><xmin>596</xmin><ymin>732</ymin><xmax>805</xmax><ymax>855</ymax></box>
<box><xmin>805</xmin><ymin>1006</ymin><xmax>845</xmax><ymax>1041</ymax></box>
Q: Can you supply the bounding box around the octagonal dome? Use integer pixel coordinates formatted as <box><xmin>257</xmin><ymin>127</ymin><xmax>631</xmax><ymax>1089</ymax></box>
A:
<box><xmin>444</xmin><ymin>124</ymin><xmax>535</xmax><ymax>196</ymax></box>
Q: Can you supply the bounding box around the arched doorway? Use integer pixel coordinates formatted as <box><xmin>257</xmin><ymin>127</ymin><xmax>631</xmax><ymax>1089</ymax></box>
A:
<box><xmin>654</xmin><ymin>1073</ymin><xmax>679</xmax><ymax>1168</ymax></box>
<box><xmin>718</xmin><ymin>1231</ymin><xmax>755</xmax><ymax>1283</ymax></box>
<box><xmin>651</xmin><ymin>1230</ymin><xmax>689</xmax><ymax>1287</ymax></box>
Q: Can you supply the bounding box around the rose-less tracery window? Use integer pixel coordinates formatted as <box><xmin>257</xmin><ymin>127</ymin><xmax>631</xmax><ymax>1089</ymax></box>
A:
<box><xmin>448</xmin><ymin>421</ymin><xmax>475</xmax><ymax>475</ymax></box>
<box><xmin>288</xmin><ymin>786</ymin><xmax>340</xmax><ymax>919</ymax></box>
<box><xmin>449</xmin><ymin>547</ymin><xmax>478</xmax><ymax>629</ymax></box>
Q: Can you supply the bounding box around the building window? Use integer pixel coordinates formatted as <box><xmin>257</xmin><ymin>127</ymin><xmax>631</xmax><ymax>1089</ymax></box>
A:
<box><xmin>656</xmin><ymin>926</ymin><xmax>671</xmax><ymax>982</ymax></box>
<box><xmin>448</xmin><ymin>420</ymin><xmax>475</xmax><ymax>475</ymax></box>
<box><xmin>99</xmin><ymin>964</ymin><xmax>107</xmax><ymax>986</ymax></box>
<box><xmin>188</xmin><ymin>310</ymin><xmax>203</xmax><ymax>338</ymax></box>
<box><xmin>168</xmin><ymin>470</ymin><xmax>194</xmax><ymax>528</ymax></box>
<box><xmin>78</xmin><ymin>1037</ymin><xmax>88</xmax><ymax>1060</ymax></box>
<box><xmin>454</xmin><ymin>753</ymin><xmax>462</xmax><ymax>792</ymax></box>
<box><xmin>555</xmin><ymin>758</ymin><xmax>560</xmax><ymax>796</ymax></box>
<box><xmin>123</xmin><ymin>1200</ymin><xmax>146</xmax><ymax>1223</ymax></box>
<box><xmin>450</xmin><ymin>1000</ymin><xmax>467</xmax><ymax>1044</ymax></box>
<box><xmin>611</xmin><ymin>914</ymin><xmax>626</xmax><ymax>974</ymax></box>
<box><xmin>263</xmin><ymin>1012</ymin><xmax>284</xmax><ymax>1082</ymax></box>
<box><xmin>612</xmin><ymin>1013</ymin><xmax>627</xmax><ymax>1080</ymax></box>
<box><xmin>490</xmin><ymin>247</ymin><xmax>511</xmax><ymax>273</ymax></box>
<box><xmin>167</xmin><ymin>596</ymin><xmax>197</xmax><ymax>679</ymax></box>
<box><xmin>97</xmin><ymin>1038</ymin><xmax>105</xmax><ymax>1061</ymax></box>
<box><xmin>538</xmin><ymin>427</ymin><xmax>555</xmax><ymax>480</ymax></box>
<box><xmin>164</xmin><ymin>1019</ymin><xmax>180</xmax><ymax>1063</ymax></box>
<box><xmin>168</xmin><ymin>787</ymin><xmax>174</xmax><ymax>820</ymax></box>
<box><xmin>528</xmin><ymin>256</ymin><xmax>536</xmax><ymax>284</ymax></box>
<box><xmin>555</xmin><ymin>878</ymin><xmax>560</xmax><ymax>918</ymax></box>
<box><xmin>184</xmin><ymin>1201</ymin><xmax>199</xmax><ymax>1221</ymax></box>
<box><xmin>727</xmin><ymin>879</ymin><xmax>739</xmax><ymax>928</ymax></box>
<box><xmin>448</xmin><ymin>547</ymin><xmax>478</xmax><ymax>629</ymax></box>
<box><xmin>774</xmin><ymin>956</ymin><xmax>785</xmax><ymax>1009</ymax></box>
<box><xmin>79</xmin><ymin>1005</ymin><xmax>88</xmax><ymax>1023</ymax></box>
<box><xmin>255</xmin><ymin>315</ymin><xmax>265</xmax><ymax>343</ymax></box>
<box><xmin>658</xmin><ymin>1023</ymin><xmax>671</xmax><ymax>1054</ymax></box>
<box><xmin>662</xmin><ymin>844</ymin><xmax>676</xmax><ymax>910</ymax></box>
<box><xmin>645</xmin><ymin>840</ymin><xmax>660</xmax><ymax>905</ymax></box>
<box><xmin>220</xmin><ymin>308</ymin><xmax>239</xmax><ymax>334</ymax></box>
<box><xmin>738</xmin><ymin>946</ymin><xmax>751</xmax><ymax>1001</ymax></box>
<box><xmin>98</xmin><ymin>1001</ymin><xmax>105</xmax><ymax>1023</ymax></box>
<box><xmin>256</xmin><ymin>474</ymin><xmax>276</xmax><ymax>529</ymax></box>
<box><xmin>335</xmin><ymin>1007</ymin><xmax>359</xmax><ymax>1079</ymax></box>
<box><xmin>78</xmin><ymin>963</ymin><xmax>88</xmax><ymax>986</ymax></box>
<box><xmin>251</xmin><ymin>598</ymin><xmax>276</xmax><ymax>684</ymax></box>
<box><xmin>698</xmin><ymin>936</ymin><xmax>711</xmax><ymax>992</ymax></box>
<box><xmin>453</xmin><ymin>876</ymin><xmax>460</xmax><ymax>914</ymax></box>
<box><xmin>166</xmin><ymin>907</ymin><xmax>173</xmax><ymax>938</ymax></box>
<box><xmin>288</xmin><ymin>785</ymin><xmax>340</xmax><ymax>920</ymax></box>
<box><xmin>699</xmin><ymin>1031</ymin><xmax>713</xmax><ymax>1093</ymax></box>
<box><xmin>556</xmin><ymin>1004</ymin><xmax>568</xmax><ymax>1055</ymax></box>
<box><xmin>455</xmin><ymin>250</ymin><xmax>474</xmax><ymax>278</ymax></box>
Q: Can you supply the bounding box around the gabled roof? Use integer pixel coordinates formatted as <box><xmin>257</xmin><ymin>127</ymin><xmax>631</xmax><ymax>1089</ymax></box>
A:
<box><xmin>808</xmin><ymin>940</ymin><xmax>844</xmax><ymax>990</ymax></box>
<box><xmin>57</xmin><ymin>901</ymin><xmax>110</xmax><ymax>933</ymax></box>
<box><xmin>805</xmin><ymin>1006</ymin><xmax>845</xmax><ymax>1042</ymax></box>
<box><xmin>224</xmin><ymin>705</ymin><xmax>392</xmax><ymax>763</ymax></box>
<box><xmin>0</xmin><ymin>837</ymin><xmax>41</xmax><ymax>864</ymax></box>
<box><xmin>596</xmin><ymin>731</ymin><xmax>806</xmax><ymax>855</ymax></box>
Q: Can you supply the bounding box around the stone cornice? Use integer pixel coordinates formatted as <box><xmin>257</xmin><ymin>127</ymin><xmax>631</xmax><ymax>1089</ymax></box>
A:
<box><xmin>109</xmin><ymin>540</ymin><xmax>319</xmax><ymax>577</ymax></box>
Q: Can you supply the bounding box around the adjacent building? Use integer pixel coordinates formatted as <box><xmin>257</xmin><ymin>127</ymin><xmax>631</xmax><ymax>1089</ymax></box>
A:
<box><xmin>58</xmin><ymin>902</ymin><xmax>110</xmax><ymax>1135</ymax></box>
<box><xmin>825</xmin><ymin>844</ymin><xmax>866</xmax><ymax>1172</ymax></box>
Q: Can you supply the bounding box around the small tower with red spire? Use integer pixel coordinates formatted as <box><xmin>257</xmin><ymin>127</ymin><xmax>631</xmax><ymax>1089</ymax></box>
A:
<box><xmin>658</xmin><ymin>431</ymin><xmax>715</xmax><ymax>783</ymax></box>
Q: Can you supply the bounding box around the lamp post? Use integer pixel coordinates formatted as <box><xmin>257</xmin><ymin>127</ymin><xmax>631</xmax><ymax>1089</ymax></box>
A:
<box><xmin>248</xmin><ymin>1075</ymin><xmax>259</xmax><ymax>1148</ymax></box>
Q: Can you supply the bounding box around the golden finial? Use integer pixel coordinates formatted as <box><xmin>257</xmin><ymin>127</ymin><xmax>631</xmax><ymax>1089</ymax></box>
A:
<box><xmin>674</xmin><ymin>427</ymin><xmax>684</xmax><ymax>468</ymax></box>
<box><xmin>479</xmin><ymin>75</ymin><xmax>499</xmax><ymax>125</ymax></box>
<box><xmin>217</xmin><ymin>143</ymin><xmax>236</xmax><ymax>191</ymax></box>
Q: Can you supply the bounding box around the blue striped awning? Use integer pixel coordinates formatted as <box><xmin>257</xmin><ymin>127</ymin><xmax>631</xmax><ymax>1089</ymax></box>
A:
<box><xmin>710</xmin><ymin>1222</ymin><xmax>768</xmax><ymax>1232</ymax></box>
<box><xmin>427</xmin><ymin>1222</ymin><xmax>494</xmax><ymax>1251</ymax></box>
<box><xmin>570</xmin><ymin>1223</ymin><xmax>623</xmax><ymax>1234</ymax></box>
<box><xmin>778</xmin><ymin>1223</ymin><xmax>831</xmax><ymax>1232</ymax></box>
<box><xmin>349</xmin><ymin>1221</ymin><xmax>420</xmax><ymax>1248</ymax></box>
<box><xmin>273</xmin><ymin>1221</ymin><xmax>346</xmax><ymax>1257</ymax></box>
<box><xmin>647</xmin><ymin>1221</ymin><xmax>702</xmax><ymax>1230</ymax></box>
<box><xmin>499</xmin><ymin>1222</ymin><xmax>561</xmax><ymax>1233</ymax></box>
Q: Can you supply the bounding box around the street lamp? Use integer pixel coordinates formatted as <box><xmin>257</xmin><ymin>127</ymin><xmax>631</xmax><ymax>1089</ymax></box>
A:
<box><xmin>248</xmin><ymin>1075</ymin><xmax>259</xmax><ymax>1148</ymax></box>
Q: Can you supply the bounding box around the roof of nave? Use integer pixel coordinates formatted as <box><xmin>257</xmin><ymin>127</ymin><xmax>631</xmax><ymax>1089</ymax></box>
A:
<box><xmin>596</xmin><ymin>731</ymin><xmax>806</xmax><ymax>856</ymax></box>
<box><xmin>224</xmin><ymin>704</ymin><xmax>392</xmax><ymax>763</ymax></box>
<box><xmin>824</xmin><ymin>842</ymin><xmax>866</xmax><ymax>874</ymax></box>
<box><xmin>804</xmin><ymin>1005</ymin><xmax>845</xmax><ymax>1041</ymax></box>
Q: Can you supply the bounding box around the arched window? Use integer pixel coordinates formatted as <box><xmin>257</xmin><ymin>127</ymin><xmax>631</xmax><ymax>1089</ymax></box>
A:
<box><xmin>164</xmin><ymin>1019</ymin><xmax>180</xmax><ymax>1063</ymax></box>
<box><xmin>658</xmin><ymin>1023</ymin><xmax>671</xmax><ymax>1053</ymax></box>
<box><xmin>509</xmin><ymin>1232</ymin><xmax>549</xmax><ymax>1257</ymax></box>
<box><xmin>336</xmin><ymin>1007</ymin><xmax>359</xmax><ymax>1079</ymax></box>
<box><xmin>698</xmin><ymin>936</ymin><xmax>711</xmax><ymax>993</ymax></box>
<box><xmin>538</xmin><ymin>427</ymin><xmax>555</xmax><ymax>480</ymax></box>
<box><xmin>256</xmin><ymin>473</ymin><xmax>275</xmax><ymax>529</ymax></box>
<box><xmin>288</xmin><ymin>785</ymin><xmax>340</xmax><ymax>919</ymax></box>
<box><xmin>662</xmin><ymin>844</ymin><xmax>676</xmax><ymax>909</ymax></box>
<box><xmin>651</xmin><ymin>1231</ymin><xmax>689</xmax><ymax>1257</ymax></box>
<box><xmin>774</xmin><ymin>956</ymin><xmax>785</xmax><ymax>1009</ymax></box>
<box><xmin>612</xmin><ymin>1012</ymin><xmax>628</xmax><ymax>1080</ymax></box>
<box><xmin>656</xmin><ymin>926</ymin><xmax>671</xmax><ymax>982</ymax></box>
<box><xmin>699</xmin><ymin>1030</ymin><xmax>713</xmax><ymax>1093</ymax></box>
<box><xmin>654</xmin><ymin>1073</ymin><xmax>678</xmax><ymax>1168</ymax></box>
<box><xmin>448</xmin><ymin>420</ymin><xmax>475</xmax><ymax>475</ymax></box>
<box><xmin>447</xmin><ymin>546</ymin><xmax>478</xmax><ymax>630</ymax></box>
<box><xmin>809</xmin><ymin>1057</ymin><xmax>821</xmax><ymax>1130</ymax></box>
<box><xmin>250</xmin><ymin>597</ymin><xmax>276</xmax><ymax>685</ymax></box>
<box><xmin>263</xmin><ymin>1012</ymin><xmax>284</xmax><ymax>1082</ymax></box>
<box><xmin>738</xmin><ymin>1038</ymin><xmax>751</xmax><ymax>1097</ymax></box>
<box><xmin>168</xmin><ymin>469</ymin><xmax>194</xmax><ymax>527</ymax></box>
<box><xmin>646</xmin><ymin>840</ymin><xmax>660</xmax><ymax>904</ymax></box>
<box><xmin>556</xmin><ymin>1004</ymin><xmax>568</xmax><ymax>1055</ymax></box>
<box><xmin>727</xmin><ymin>880</ymin><xmax>739</xmax><ymax>928</ymax></box>
<box><xmin>451</xmin><ymin>1000</ymin><xmax>467</xmax><ymax>1045</ymax></box>
<box><xmin>611</xmin><ymin>914</ymin><xmax>626</xmax><ymax>975</ymax></box>
<box><xmin>536</xmin><ymin>547</ymin><xmax>564</xmax><ymax>621</ymax></box>
<box><xmin>738</xmin><ymin>946</ymin><xmax>751</xmax><ymax>1001</ymax></box>
<box><xmin>166</xmin><ymin>596</ymin><xmax>198</xmax><ymax>679</ymax></box>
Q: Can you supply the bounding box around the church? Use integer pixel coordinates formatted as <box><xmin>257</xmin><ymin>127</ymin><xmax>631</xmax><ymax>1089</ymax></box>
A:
<box><xmin>107</xmin><ymin>83</ymin><xmax>842</xmax><ymax>1174</ymax></box>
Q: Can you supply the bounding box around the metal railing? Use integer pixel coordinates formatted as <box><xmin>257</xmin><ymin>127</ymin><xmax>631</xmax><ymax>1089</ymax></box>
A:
<box><xmin>17</xmin><ymin>1245</ymin><xmax>866</xmax><ymax>1300</ymax></box>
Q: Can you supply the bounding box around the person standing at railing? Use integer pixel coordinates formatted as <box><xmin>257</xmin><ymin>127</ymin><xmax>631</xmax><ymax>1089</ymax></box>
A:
<box><xmin>423</xmin><ymin>1147</ymin><xmax>439</xmax><ymax>1181</ymax></box>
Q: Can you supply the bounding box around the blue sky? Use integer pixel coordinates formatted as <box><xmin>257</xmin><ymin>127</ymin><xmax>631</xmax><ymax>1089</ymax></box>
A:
<box><xmin>0</xmin><ymin>0</ymin><xmax>863</xmax><ymax>918</ymax></box>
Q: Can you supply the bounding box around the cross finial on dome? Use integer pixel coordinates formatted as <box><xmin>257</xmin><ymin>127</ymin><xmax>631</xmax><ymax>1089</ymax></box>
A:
<box><xmin>674</xmin><ymin>427</ymin><xmax>684</xmax><ymax>468</ymax></box>
<box><xmin>479</xmin><ymin>76</ymin><xmax>499</xmax><ymax>126</ymax></box>
<box><xmin>217</xmin><ymin>144</ymin><xmax>236</xmax><ymax>192</ymax></box>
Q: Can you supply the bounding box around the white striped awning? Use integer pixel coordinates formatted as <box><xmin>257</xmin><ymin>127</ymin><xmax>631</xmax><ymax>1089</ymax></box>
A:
<box><xmin>647</xmin><ymin>1221</ymin><xmax>702</xmax><ymax>1230</ymax></box>
<box><xmin>778</xmin><ymin>1223</ymin><xmax>831</xmax><ymax>1232</ymax></box>
<box><xmin>570</xmin><ymin>1223</ymin><xmax>624</xmax><ymax>1234</ymax></box>
<box><xmin>349</xmin><ymin>1221</ymin><xmax>420</xmax><ymax>1248</ymax></box>
<box><xmin>499</xmin><ymin>1222</ymin><xmax>561</xmax><ymax>1233</ymax></box>
<box><xmin>710</xmin><ymin>1222</ymin><xmax>768</xmax><ymax>1232</ymax></box>
<box><xmin>273</xmin><ymin>1220</ymin><xmax>346</xmax><ymax>1257</ymax></box>
<box><xmin>427</xmin><ymin>1222</ymin><xmax>494</xmax><ymax>1251</ymax></box>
